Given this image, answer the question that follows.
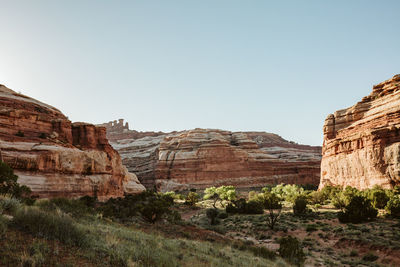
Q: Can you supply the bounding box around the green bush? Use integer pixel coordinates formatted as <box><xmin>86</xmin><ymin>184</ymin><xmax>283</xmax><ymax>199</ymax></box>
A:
<box><xmin>385</xmin><ymin>195</ymin><xmax>400</xmax><ymax>218</ymax></box>
<box><xmin>185</xmin><ymin>192</ymin><xmax>200</xmax><ymax>206</ymax></box>
<box><xmin>0</xmin><ymin>197</ymin><xmax>22</xmax><ymax>215</ymax></box>
<box><xmin>332</xmin><ymin>186</ymin><xmax>360</xmax><ymax>210</ymax></box>
<box><xmin>244</xmin><ymin>200</ymin><xmax>264</xmax><ymax>214</ymax></box>
<box><xmin>12</xmin><ymin>207</ymin><xmax>88</xmax><ymax>247</ymax></box>
<box><xmin>338</xmin><ymin>195</ymin><xmax>378</xmax><ymax>223</ymax></box>
<box><xmin>0</xmin><ymin>160</ymin><xmax>32</xmax><ymax>199</ymax></box>
<box><xmin>37</xmin><ymin>197</ymin><xmax>95</xmax><ymax>217</ymax></box>
<box><xmin>247</xmin><ymin>246</ymin><xmax>276</xmax><ymax>260</ymax></box>
<box><xmin>293</xmin><ymin>195</ymin><xmax>309</xmax><ymax>215</ymax></box>
<box><xmin>278</xmin><ymin>236</ymin><xmax>305</xmax><ymax>266</ymax></box>
<box><xmin>225</xmin><ymin>198</ymin><xmax>264</xmax><ymax>214</ymax></box>
<box><xmin>270</xmin><ymin>184</ymin><xmax>304</xmax><ymax>203</ymax></box>
<box><xmin>365</xmin><ymin>186</ymin><xmax>389</xmax><ymax>209</ymax></box>
<box><xmin>206</xmin><ymin>208</ymin><xmax>219</xmax><ymax>225</ymax></box>
<box><xmin>98</xmin><ymin>191</ymin><xmax>175</xmax><ymax>223</ymax></box>
<box><xmin>204</xmin><ymin>185</ymin><xmax>237</xmax><ymax>208</ymax></box>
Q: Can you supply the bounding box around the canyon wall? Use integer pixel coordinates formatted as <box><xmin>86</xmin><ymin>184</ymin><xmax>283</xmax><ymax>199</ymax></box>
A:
<box><xmin>0</xmin><ymin>85</ymin><xmax>144</xmax><ymax>200</ymax></box>
<box><xmin>320</xmin><ymin>74</ymin><xmax>400</xmax><ymax>189</ymax></box>
<box><xmin>101</xmin><ymin>120</ymin><xmax>322</xmax><ymax>192</ymax></box>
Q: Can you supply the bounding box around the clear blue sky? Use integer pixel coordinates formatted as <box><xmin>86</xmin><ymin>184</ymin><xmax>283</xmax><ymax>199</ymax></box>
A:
<box><xmin>1</xmin><ymin>1</ymin><xmax>399</xmax><ymax>146</ymax></box>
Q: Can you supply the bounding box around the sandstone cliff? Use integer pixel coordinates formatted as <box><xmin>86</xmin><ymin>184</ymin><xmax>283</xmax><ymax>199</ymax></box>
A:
<box><xmin>320</xmin><ymin>74</ymin><xmax>400</xmax><ymax>189</ymax></box>
<box><xmin>0</xmin><ymin>85</ymin><xmax>145</xmax><ymax>200</ymax></box>
<box><xmin>101</xmin><ymin>120</ymin><xmax>321</xmax><ymax>191</ymax></box>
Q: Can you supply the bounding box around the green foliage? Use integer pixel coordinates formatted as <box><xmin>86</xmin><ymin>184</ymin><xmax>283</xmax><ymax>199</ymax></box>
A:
<box><xmin>13</xmin><ymin>207</ymin><xmax>88</xmax><ymax>247</ymax></box>
<box><xmin>263</xmin><ymin>192</ymin><xmax>283</xmax><ymax>230</ymax></box>
<box><xmin>206</xmin><ymin>208</ymin><xmax>219</xmax><ymax>225</ymax></box>
<box><xmin>37</xmin><ymin>197</ymin><xmax>95</xmax><ymax>217</ymax></box>
<box><xmin>278</xmin><ymin>236</ymin><xmax>305</xmax><ymax>266</ymax></box>
<box><xmin>203</xmin><ymin>186</ymin><xmax>236</xmax><ymax>208</ymax></box>
<box><xmin>247</xmin><ymin>246</ymin><xmax>276</xmax><ymax>260</ymax></box>
<box><xmin>225</xmin><ymin>198</ymin><xmax>264</xmax><ymax>214</ymax></box>
<box><xmin>0</xmin><ymin>161</ymin><xmax>32</xmax><ymax>199</ymax></box>
<box><xmin>331</xmin><ymin>186</ymin><xmax>360</xmax><ymax>210</ymax></box>
<box><xmin>338</xmin><ymin>195</ymin><xmax>378</xmax><ymax>223</ymax></box>
<box><xmin>385</xmin><ymin>195</ymin><xmax>400</xmax><ymax>218</ymax></box>
<box><xmin>364</xmin><ymin>186</ymin><xmax>390</xmax><ymax>209</ymax></box>
<box><xmin>99</xmin><ymin>191</ymin><xmax>175</xmax><ymax>223</ymax></box>
<box><xmin>0</xmin><ymin>197</ymin><xmax>22</xmax><ymax>215</ymax></box>
<box><xmin>270</xmin><ymin>184</ymin><xmax>304</xmax><ymax>203</ymax></box>
<box><xmin>293</xmin><ymin>195</ymin><xmax>309</xmax><ymax>216</ymax></box>
<box><xmin>309</xmin><ymin>190</ymin><xmax>326</xmax><ymax>205</ymax></box>
<box><xmin>185</xmin><ymin>192</ymin><xmax>200</xmax><ymax>206</ymax></box>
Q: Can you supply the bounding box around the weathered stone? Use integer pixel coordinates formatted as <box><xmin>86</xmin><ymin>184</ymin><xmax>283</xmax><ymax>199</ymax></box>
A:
<box><xmin>102</xmin><ymin>120</ymin><xmax>322</xmax><ymax>192</ymax></box>
<box><xmin>320</xmin><ymin>74</ymin><xmax>400</xmax><ymax>189</ymax></box>
<box><xmin>0</xmin><ymin>85</ymin><xmax>144</xmax><ymax>200</ymax></box>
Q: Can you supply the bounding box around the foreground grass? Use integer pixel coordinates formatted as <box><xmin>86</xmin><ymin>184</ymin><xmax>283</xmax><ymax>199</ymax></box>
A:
<box><xmin>2</xmin><ymin>205</ymin><xmax>288</xmax><ymax>267</ymax></box>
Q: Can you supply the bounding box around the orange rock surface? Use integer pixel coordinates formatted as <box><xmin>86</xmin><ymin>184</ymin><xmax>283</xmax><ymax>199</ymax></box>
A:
<box><xmin>102</xmin><ymin>120</ymin><xmax>321</xmax><ymax>191</ymax></box>
<box><xmin>320</xmin><ymin>74</ymin><xmax>400</xmax><ymax>189</ymax></box>
<box><xmin>0</xmin><ymin>85</ymin><xmax>144</xmax><ymax>200</ymax></box>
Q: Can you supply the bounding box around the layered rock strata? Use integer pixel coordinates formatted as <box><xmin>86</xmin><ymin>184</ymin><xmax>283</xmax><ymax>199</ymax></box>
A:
<box><xmin>102</xmin><ymin>120</ymin><xmax>322</xmax><ymax>191</ymax></box>
<box><xmin>0</xmin><ymin>85</ymin><xmax>144</xmax><ymax>200</ymax></box>
<box><xmin>320</xmin><ymin>74</ymin><xmax>400</xmax><ymax>189</ymax></box>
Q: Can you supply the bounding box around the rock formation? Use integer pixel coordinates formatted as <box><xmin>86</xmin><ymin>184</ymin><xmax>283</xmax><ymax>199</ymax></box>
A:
<box><xmin>101</xmin><ymin>120</ymin><xmax>322</xmax><ymax>192</ymax></box>
<box><xmin>320</xmin><ymin>74</ymin><xmax>400</xmax><ymax>189</ymax></box>
<box><xmin>0</xmin><ymin>85</ymin><xmax>145</xmax><ymax>200</ymax></box>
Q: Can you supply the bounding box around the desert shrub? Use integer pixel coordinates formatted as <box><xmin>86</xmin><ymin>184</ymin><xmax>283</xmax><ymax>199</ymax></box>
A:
<box><xmin>0</xmin><ymin>161</ymin><xmax>32</xmax><ymax>199</ymax></box>
<box><xmin>293</xmin><ymin>195</ymin><xmax>309</xmax><ymax>215</ymax></box>
<box><xmin>204</xmin><ymin>185</ymin><xmax>237</xmax><ymax>208</ymax></box>
<box><xmin>13</xmin><ymin>207</ymin><xmax>88</xmax><ymax>247</ymax></box>
<box><xmin>98</xmin><ymin>191</ymin><xmax>175</xmax><ymax>223</ymax></box>
<box><xmin>300</xmin><ymin>184</ymin><xmax>318</xmax><ymax>191</ymax></box>
<box><xmin>244</xmin><ymin>200</ymin><xmax>264</xmax><ymax>214</ymax></box>
<box><xmin>248</xmin><ymin>191</ymin><xmax>258</xmax><ymax>200</ymax></box>
<box><xmin>225</xmin><ymin>198</ymin><xmax>263</xmax><ymax>214</ymax></box>
<box><xmin>309</xmin><ymin>190</ymin><xmax>326</xmax><ymax>205</ymax></box>
<box><xmin>278</xmin><ymin>236</ymin><xmax>305</xmax><ymax>266</ymax></box>
<box><xmin>0</xmin><ymin>196</ymin><xmax>22</xmax><ymax>215</ymax></box>
<box><xmin>270</xmin><ymin>184</ymin><xmax>304</xmax><ymax>203</ymax></box>
<box><xmin>185</xmin><ymin>192</ymin><xmax>200</xmax><ymax>206</ymax></box>
<box><xmin>319</xmin><ymin>185</ymin><xmax>342</xmax><ymax>203</ymax></box>
<box><xmin>338</xmin><ymin>195</ymin><xmax>378</xmax><ymax>223</ymax></box>
<box><xmin>264</xmin><ymin>192</ymin><xmax>283</xmax><ymax>230</ymax></box>
<box><xmin>385</xmin><ymin>195</ymin><xmax>400</xmax><ymax>218</ymax></box>
<box><xmin>365</xmin><ymin>186</ymin><xmax>390</xmax><ymax>209</ymax></box>
<box><xmin>206</xmin><ymin>208</ymin><xmax>219</xmax><ymax>225</ymax></box>
<box><xmin>140</xmin><ymin>196</ymin><xmax>174</xmax><ymax>223</ymax></box>
<box><xmin>332</xmin><ymin>186</ymin><xmax>360</xmax><ymax>210</ymax></box>
<box><xmin>37</xmin><ymin>197</ymin><xmax>95</xmax><ymax>217</ymax></box>
<box><xmin>217</xmin><ymin>211</ymin><xmax>228</xmax><ymax>219</ymax></box>
<box><xmin>362</xmin><ymin>252</ymin><xmax>379</xmax><ymax>262</ymax></box>
<box><xmin>247</xmin><ymin>246</ymin><xmax>276</xmax><ymax>260</ymax></box>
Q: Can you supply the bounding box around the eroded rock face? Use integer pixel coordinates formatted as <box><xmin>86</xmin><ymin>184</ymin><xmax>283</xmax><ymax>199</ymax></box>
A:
<box><xmin>0</xmin><ymin>85</ymin><xmax>144</xmax><ymax>199</ymax></box>
<box><xmin>320</xmin><ymin>74</ymin><xmax>400</xmax><ymax>190</ymax></box>
<box><xmin>101</xmin><ymin>120</ymin><xmax>321</xmax><ymax>192</ymax></box>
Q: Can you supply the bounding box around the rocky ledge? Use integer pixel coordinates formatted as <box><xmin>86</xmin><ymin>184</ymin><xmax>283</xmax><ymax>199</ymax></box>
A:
<box><xmin>320</xmin><ymin>74</ymin><xmax>400</xmax><ymax>189</ymax></box>
<box><xmin>0</xmin><ymin>85</ymin><xmax>145</xmax><ymax>200</ymax></box>
<box><xmin>101</xmin><ymin>120</ymin><xmax>322</xmax><ymax>192</ymax></box>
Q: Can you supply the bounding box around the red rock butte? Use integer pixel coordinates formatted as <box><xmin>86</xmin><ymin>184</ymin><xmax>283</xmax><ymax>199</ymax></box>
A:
<box><xmin>0</xmin><ymin>85</ymin><xmax>145</xmax><ymax>200</ymax></box>
<box><xmin>99</xmin><ymin>120</ymin><xmax>322</xmax><ymax>192</ymax></box>
<box><xmin>320</xmin><ymin>74</ymin><xmax>400</xmax><ymax>190</ymax></box>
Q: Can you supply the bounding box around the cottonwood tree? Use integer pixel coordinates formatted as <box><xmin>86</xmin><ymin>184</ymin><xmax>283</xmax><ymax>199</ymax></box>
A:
<box><xmin>203</xmin><ymin>186</ymin><xmax>236</xmax><ymax>208</ymax></box>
